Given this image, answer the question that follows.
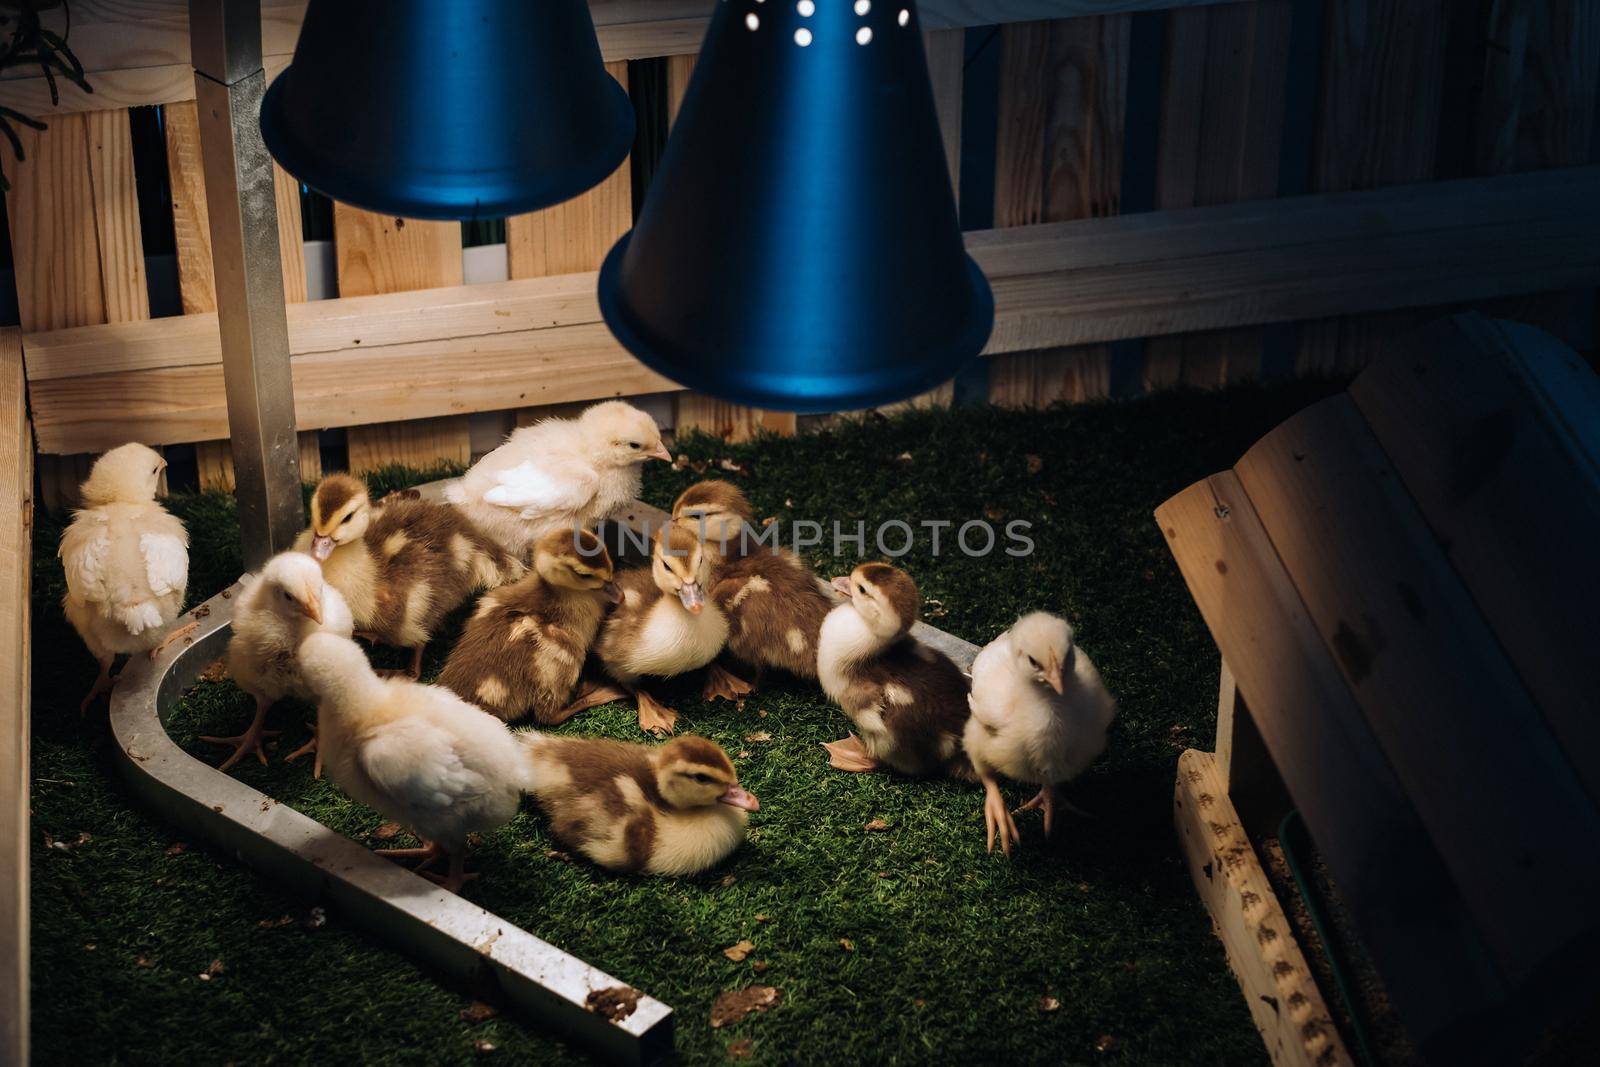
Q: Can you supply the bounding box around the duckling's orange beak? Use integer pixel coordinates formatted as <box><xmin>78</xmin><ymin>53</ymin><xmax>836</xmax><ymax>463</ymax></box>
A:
<box><xmin>718</xmin><ymin>785</ymin><xmax>759</xmax><ymax>812</ymax></box>
<box><xmin>647</xmin><ymin>442</ymin><xmax>672</xmax><ymax>462</ymax></box>
<box><xmin>830</xmin><ymin>575</ymin><xmax>854</xmax><ymax>598</ymax></box>
<box><xmin>678</xmin><ymin>581</ymin><xmax>705</xmax><ymax>614</ymax></box>
<box><xmin>311</xmin><ymin>535</ymin><xmax>335</xmax><ymax>561</ymax></box>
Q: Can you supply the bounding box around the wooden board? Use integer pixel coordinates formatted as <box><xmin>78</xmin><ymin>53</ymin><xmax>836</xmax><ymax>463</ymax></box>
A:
<box><xmin>1157</xmin><ymin>473</ymin><xmax>1510</xmax><ymax>1060</ymax></box>
<box><xmin>1174</xmin><ymin>749</ymin><xmax>1350</xmax><ymax>1067</ymax></box>
<box><xmin>333</xmin><ymin>204</ymin><xmax>470</xmax><ymax>472</ymax></box>
<box><xmin>1145</xmin><ymin>0</ymin><xmax>1292</xmax><ymax>390</ymax></box>
<box><xmin>21</xmin><ymin>167</ymin><xmax>1600</xmax><ymax>452</ymax></box>
<box><xmin>0</xmin><ymin>328</ymin><xmax>32</xmax><ymax>1067</ymax></box>
<box><xmin>0</xmin><ymin>1</ymin><xmax>1247</xmax><ymax>115</ymax></box>
<box><xmin>990</xmin><ymin>15</ymin><xmax>1129</xmax><ymax>408</ymax></box>
<box><xmin>1349</xmin><ymin>314</ymin><xmax>1600</xmax><ymax>805</ymax></box>
<box><xmin>1234</xmin><ymin>395</ymin><xmax>1600</xmax><ymax>991</ymax></box>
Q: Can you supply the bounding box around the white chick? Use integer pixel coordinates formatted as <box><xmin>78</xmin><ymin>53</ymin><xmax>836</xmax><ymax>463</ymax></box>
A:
<box><xmin>59</xmin><ymin>443</ymin><xmax>191</xmax><ymax>713</ymax></box>
<box><xmin>965</xmin><ymin>612</ymin><xmax>1115</xmax><ymax>856</ymax></box>
<box><xmin>297</xmin><ymin>632</ymin><xmax>531</xmax><ymax>891</ymax></box>
<box><xmin>446</xmin><ymin>400</ymin><xmax>671</xmax><ymax>560</ymax></box>
<box><xmin>207</xmin><ymin>553</ymin><xmax>353</xmax><ymax>773</ymax></box>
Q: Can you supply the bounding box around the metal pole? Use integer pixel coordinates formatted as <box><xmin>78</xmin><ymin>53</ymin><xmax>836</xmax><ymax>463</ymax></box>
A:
<box><xmin>189</xmin><ymin>0</ymin><xmax>303</xmax><ymax>570</ymax></box>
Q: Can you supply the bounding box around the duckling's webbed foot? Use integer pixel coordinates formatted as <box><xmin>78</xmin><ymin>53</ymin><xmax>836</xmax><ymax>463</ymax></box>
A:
<box><xmin>284</xmin><ymin>722</ymin><xmax>322</xmax><ymax>779</ymax></box>
<box><xmin>550</xmin><ymin>679</ymin><xmax>630</xmax><ymax>724</ymax></box>
<box><xmin>983</xmin><ymin>777</ymin><xmax>1021</xmax><ymax>856</ymax></box>
<box><xmin>199</xmin><ymin>695</ymin><xmax>280</xmax><ymax>771</ymax></box>
<box><xmin>636</xmin><ymin>689</ymin><xmax>678</xmax><ymax>735</ymax></box>
<box><xmin>823</xmin><ymin>734</ymin><xmax>879</xmax><ymax>773</ymax></box>
<box><xmin>702</xmin><ymin>663</ymin><xmax>753</xmax><ymax>703</ymax></box>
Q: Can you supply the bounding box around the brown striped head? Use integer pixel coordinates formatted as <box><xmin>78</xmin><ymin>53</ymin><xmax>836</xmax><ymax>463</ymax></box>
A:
<box><xmin>308</xmin><ymin>474</ymin><xmax>371</xmax><ymax>560</ymax></box>
<box><xmin>652</xmin><ymin>736</ymin><xmax>758</xmax><ymax>812</ymax></box>
<box><xmin>671</xmin><ymin>480</ymin><xmax>754</xmax><ymax>548</ymax></box>
<box><xmin>830</xmin><ymin>562</ymin><xmax>920</xmax><ymax>640</ymax></box>
<box><xmin>534</xmin><ymin>528</ymin><xmax>620</xmax><ymax>603</ymax></box>
<box><xmin>651</xmin><ymin>521</ymin><xmax>713</xmax><ymax>613</ymax></box>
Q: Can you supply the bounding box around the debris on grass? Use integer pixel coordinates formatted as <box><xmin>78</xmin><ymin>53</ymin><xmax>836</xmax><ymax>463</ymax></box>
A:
<box><xmin>164</xmin><ymin>841</ymin><xmax>187</xmax><ymax>857</ymax></box>
<box><xmin>710</xmin><ymin>986</ymin><xmax>782</xmax><ymax>1028</ymax></box>
<box><xmin>1025</xmin><ymin>454</ymin><xmax>1044</xmax><ymax>475</ymax></box>
<box><xmin>586</xmin><ymin>986</ymin><xmax>641</xmax><ymax>1022</ymax></box>
<box><xmin>198</xmin><ymin>958</ymin><xmax>225</xmax><ymax>981</ymax></box>
<box><xmin>545</xmin><ymin>849</ymin><xmax>571</xmax><ymax>862</ymax></box>
<box><xmin>743</xmin><ymin>731</ymin><xmax>771</xmax><ymax>743</ymax></box>
<box><xmin>753</xmin><ymin>914</ymin><xmax>770</xmax><ymax>923</ymax></box>
<box><xmin>750</xmin><ymin>960</ymin><xmax>769</xmax><ymax>973</ymax></box>
<box><xmin>720</xmin><ymin>874</ymin><xmax>736</xmax><ymax>888</ymax></box>
<box><xmin>1095</xmin><ymin>1034</ymin><xmax>1120</xmax><ymax>1053</ymax></box>
<box><xmin>134</xmin><ymin>955</ymin><xmax>153</xmax><ymax>968</ymax></box>
<box><xmin>723</xmin><ymin>940</ymin><xmax>755</xmax><ymax>962</ymax></box>
<box><xmin>372</xmin><ymin>822</ymin><xmax>404</xmax><ymax>840</ymax></box>
<box><xmin>727</xmin><ymin>1037</ymin><xmax>755</xmax><ymax>1059</ymax></box>
<box><xmin>839</xmin><ymin>938</ymin><xmax>855</xmax><ymax>952</ymax></box>
<box><xmin>863</xmin><ymin>818</ymin><xmax>889</xmax><ymax>832</ymax></box>
<box><xmin>257</xmin><ymin>915</ymin><xmax>295</xmax><ymax>930</ymax></box>
<box><xmin>302</xmin><ymin>907</ymin><xmax>327</xmax><ymax>930</ymax></box>
<box><xmin>459</xmin><ymin>1001</ymin><xmax>498</xmax><ymax>1024</ymax></box>
<box><xmin>473</xmin><ymin>1039</ymin><xmax>497</xmax><ymax>1055</ymax></box>
<box><xmin>1040</xmin><ymin>996</ymin><xmax>1060</xmax><ymax>1012</ymax></box>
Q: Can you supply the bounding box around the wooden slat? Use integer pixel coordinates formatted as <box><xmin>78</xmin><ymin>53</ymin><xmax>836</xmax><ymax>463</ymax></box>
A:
<box><xmin>1296</xmin><ymin>0</ymin><xmax>1449</xmax><ymax>377</ymax></box>
<box><xmin>1234</xmin><ymin>395</ymin><xmax>1600</xmax><ymax>991</ymax></box>
<box><xmin>1145</xmin><ymin>0</ymin><xmax>1292</xmax><ymax>390</ymax></box>
<box><xmin>84</xmin><ymin>109</ymin><xmax>150</xmax><ymax>324</ymax></box>
<box><xmin>333</xmin><ymin>203</ymin><xmax>470</xmax><ymax>471</ymax></box>
<box><xmin>0</xmin><ymin>1</ymin><xmax>1246</xmax><ymax>115</ymax></box>
<box><xmin>1213</xmin><ymin>660</ymin><xmax>1290</xmax><ymax>838</ymax></box>
<box><xmin>1349</xmin><ymin>314</ymin><xmax>1600</xmax><ymax>803</ymax></box>
<box><xmin>1174</xmin><ymin>750</ymin><xmax>1351</xmax><ymax>1067</ymax></box>
<box><xmin>925</xmin><ymin>27</ymin><xmax>966</xmax><ymax>195</ymax></box>
<box><xmin>990</xmin><ymin>15</ymin><xmax>1129</xmax><ymax>408</ymax></box>
<box><xmin>0</xmin><ymin>329</ymin><xmax>32</xmax><ymax>1066</ymax></box>
<box><xmin>1157</xmin><ymin>473</ymin><xmax>1510</xmax><ymax>1060</ymax></box>
<box><xmin>21</xmin><ymin>167</ymin><xmax>1600</xmax><ymax>452</ymax></box>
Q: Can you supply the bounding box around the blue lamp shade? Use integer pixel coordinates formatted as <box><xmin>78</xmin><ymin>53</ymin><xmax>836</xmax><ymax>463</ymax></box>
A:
<box><xmin>598</xmin><ymin>1</ymin><xmax>994</xmax><ymax>413</ymax></box>
<box><xmin>259</xmin><ymin>0</ymin><xmax>634</xmax><ymax>221</ymax></box>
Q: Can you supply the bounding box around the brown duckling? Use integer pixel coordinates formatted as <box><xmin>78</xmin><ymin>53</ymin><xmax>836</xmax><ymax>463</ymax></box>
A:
<box><xmin>438</xmin><ymin>528</ymin><xmax>621</xmax><ymax>723</ymax></box>
<box><xmin>295</xmin><ymin>474</ymin><xmax>523</xmax><ymax>677</ymax></box>
<box><xmin>817</xmin><ymin>563</ymin><xmax>972</xmax><ymax>777</ymax></box>
<box><xmin>672</xmin><ymin>480</ymin><xmax>833</xmax><ymax>699</ymax></box>
<box><xmin>564</xmin><ymin>521</ymin><xmax>729</xmax><ymax>735</ymax></box>
<box><xmin>523</xmin><ymin>733</ymin><xmax>758</xmax><ymax>876</ymax></box>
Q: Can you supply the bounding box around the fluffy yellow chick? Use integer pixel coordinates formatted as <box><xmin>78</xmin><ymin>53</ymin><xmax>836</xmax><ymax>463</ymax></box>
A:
<box><xmin>447</xmin><ymin>400</ymin><xmax>671</xmax><ymax>561</ymax></box>
<box><xmin>297</xmin><ymin>632</ymin><xmax>532</xmax><ymax>892</ymax></box>
<box><xmin>524</xmin><ymin>734</ymin><xmax>758</xmax><ymax>876</ymax></box>
<box><xmin>207</xmin><ymin>552</ymin><xmax>353</xmax><ymax>772</ymax></box>
<box><xmin>59</xmin><ymin>443</ymin><xmax>191</xmax><ymax>713</ymax></box>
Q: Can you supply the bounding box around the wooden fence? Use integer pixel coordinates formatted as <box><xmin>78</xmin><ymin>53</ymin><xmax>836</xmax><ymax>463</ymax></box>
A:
<box><xmin>1</xmin><ymin>0</ymin><xmax>1597</xmax><ymax>515</ymax></box>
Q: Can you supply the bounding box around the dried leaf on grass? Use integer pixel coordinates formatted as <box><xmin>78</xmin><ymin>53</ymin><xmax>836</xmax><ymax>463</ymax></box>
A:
<box><xmin>839</xmin><ymin>938</ymin><xmax>855</xmax><ymax>952</ymax></box>
<box><xmin>1039</xmin><ymin>996</ymin><xmax>1061</xmax><ymax>1012</ymax></box>
<box><xmin>743</xmin><ymin>731</ymin><xmax>772</xmax><ymax>743</ymax></box>
<box><xmin>1095</xmin><ymin>1034</ymin><xmax>1120</xmax><ymax>1053</ymax></box>
<box><xmin>863</xmin><ymin>818</ymin><xmax>889</xmax><ymax>832</ymax></box>
<box><xmin>710</xmin><ymin>986</ymin><xmax>783</xmax><ymax>1028</ymax></box>
<box><xmin>257</xmin><ymin>915</ymin><xmax>295</xmax><ymax>930</ymax></box>
<box><xmin>727</xmin><ymin>1038</ymin><xmax>755</xmax><ymax>1059</ymax></box>
<box><xmin>723</xmin><ymin>940</ymin><xmax>755</xmax><ymax>962</ymax></box>
<box><xmin>459</xmin><ymin>1001</ymin><xmax>499</xmax><ymax>1024</ymax></box>
<box><xmin>371</xmin><ymin>822</ymin><xmax>404</xmax><ymax>840</ymax></box>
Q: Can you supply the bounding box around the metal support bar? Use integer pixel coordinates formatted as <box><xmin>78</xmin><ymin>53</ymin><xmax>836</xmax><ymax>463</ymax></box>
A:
<box><xmin>190</xmin><ymin>0</ymin><xmax>303</xmax><ymax>569</ymax></box>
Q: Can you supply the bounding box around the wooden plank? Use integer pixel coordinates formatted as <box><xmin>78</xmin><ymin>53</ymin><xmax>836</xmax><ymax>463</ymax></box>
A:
<box><xmin>334</xmin><ymin>203</ymin><xmax>470</xmax><ymax>471</ymax></box>
<box><xmin>1146</xmin><ymin>0</ymin><xmax>1292</xmax><ymax>390</ymax></box>
<box><xmin>1297</xmin><ymin>0</ymin><xmax>1450</xmax><ymax>377</ymax></box>
<box><xmin>84</xmin><ymin>109</ymin><xmax>150</xmax><ymax>324</ymax></box>
<box><xmin>1349</xmin><ymin>314</ymin><xmax>1600</xmax><ymax>804</ymax></box>
<box><xmin>1234</xmin><ymin>395</ymin><xmax>1600</xmax><ymax>991</ymax></box>
<box><xmin>0</xmin><ymin>328</ymin><xmax>32</xmax><ymax>1066</ymax></box>
<box><xmin>1157</xmin><ymin>473</ymin><xmax>1510</xmax><ymax>1060</ymax></box>
<box><xmin>1174</xmin><ymin>750</ymin><xmax>1351</xmax><ymax>1067</ymax></box>
<box><xmin>0</xmin><ymin>1</ymin><xmax>1249</xmax><ymax>115</ymax></box>
<box><xmin>21</xmin><ymin>166</ymin><xmax>1600</xmax><ymax>452</ymax></box>
<box><xmin>990</xmin><ymin>15</ymin><xmax>1129</xmax><ymax>407</ymax></box>
<box><xmin>925</xmin><ymin>27</ymin><xmax>966</xmax><ymax>195</ymax></box>
<box><xmin>1212</xmin><ymin>660</ymin><xmax>1290</xmax><ymax>838</ymax></box>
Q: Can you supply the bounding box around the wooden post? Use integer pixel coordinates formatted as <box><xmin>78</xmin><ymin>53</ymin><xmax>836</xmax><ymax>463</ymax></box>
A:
<box><xmin>1214</xmin><ymin>660</ymin><xmax>1292</xmax><ymax>838</ymax></box>
<box><xmin>989</xmin><ymin>16</ymin><xmax>1129</xmax><ymax>407</ymax></box>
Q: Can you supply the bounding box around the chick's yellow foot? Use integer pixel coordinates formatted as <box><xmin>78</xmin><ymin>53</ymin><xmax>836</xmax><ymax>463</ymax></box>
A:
<box><xmin>284</xmin><ymin>723</ymin><xmax>321</xmax><ymax>779</ymax></box>
<box><xmin>1016</xmin><ymin>785</ymin><xmax>1057</xmax><ymax>838</ymax></box>
<box><xmin>984</xmin><ymin>779</ymin><xmax>1021</xmax><ymax>856</ymax></box>
<box><xmin>702</xmin><ymin>663</ymin><xmax>753</xmax><ymax>703</ymax></box>
<box><xmin>199</xmin><ymin>726</ymin><xmax>281</xmax><ymax>771</ymax></box>
<box><xmin>376</xmin><ymin>840</ymin><xmax>444</xmax><ymax>872</ymax></box>
<box><xmin>421</xmin><ymin>852</ymin><xmax>478</xmax><ymax>894</ymax></box>
<box><xmin>636</xmin><ymin>691</ymin><xmax>678</xmax><ymax>736</ymax></box>
<box><xmin>823</xmin><ymin>734</ymin><xmax>879</xmax><ymax>773</ymax></box>
<box><xmin>149</xmin><ymin>620</ymin><xmax>200</xmax><ymax>660</ymax></box>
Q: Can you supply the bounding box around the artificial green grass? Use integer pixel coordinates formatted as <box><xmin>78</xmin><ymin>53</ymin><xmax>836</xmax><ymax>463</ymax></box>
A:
<box><xmin>30</xmin><ymin>382</ymin><xmax>1342</xmax><ymax>1065</ymax></box>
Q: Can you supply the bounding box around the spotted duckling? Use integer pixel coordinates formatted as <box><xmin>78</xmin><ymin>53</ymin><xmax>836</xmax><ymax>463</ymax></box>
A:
<box><xmin>296</xmin><ymin>474</ymin><xmax>524</xmax><ymax>677</ymax></box>
<box><xmin>438</xmin><ymin>529</ymin><xmax>620</xmax><ymax>723</ymax></box>
<box><xmin>523</xmin><ymin>733</ymin><xmax>758</xmax><ymax>876</ymax></box>
<box><xmin>566</xmin><ymin>521</ymin><xmax>729</xmax><ymax>735</ymax></box>
<box><xmin>672</xmin><ymin>480</ymin><xmax>833</xmax><ymax>699</ymax></box>
<box><xmin>817</xmin><ymin>563</ymin><xmax>972</xmax><ymax>777</ymax></box>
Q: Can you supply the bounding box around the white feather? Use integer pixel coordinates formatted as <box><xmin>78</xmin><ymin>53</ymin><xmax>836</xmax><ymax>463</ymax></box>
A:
<box><xmin>140</xmin><ymin>532</ymin><xmax>188</xmax><ymax>596</ymax></box>
<box><xmin>482</xmin><ymin>459</ymin><xmax>596</xmax><ymax>512</ymax></box>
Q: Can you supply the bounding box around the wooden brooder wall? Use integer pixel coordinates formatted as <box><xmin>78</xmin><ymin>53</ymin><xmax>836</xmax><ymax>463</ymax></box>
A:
<box><xmin>0</xmin><ymin>0</ymin><xmax>1596</xmax><ymax>514</ymax></box>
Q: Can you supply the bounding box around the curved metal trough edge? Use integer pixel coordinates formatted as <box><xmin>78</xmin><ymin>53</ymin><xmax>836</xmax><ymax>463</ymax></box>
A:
<box><xmin>106</xmin><ymin>490</ymin><xmax>979</xmax><ymax>1065</ymax></box>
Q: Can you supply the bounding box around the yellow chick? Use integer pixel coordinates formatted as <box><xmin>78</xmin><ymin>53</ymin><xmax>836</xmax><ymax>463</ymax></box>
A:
<box><xmin>817</xmin><ymin>563</ymin><xmax>971</xmax><ymax>777</ymax></box>
<box><xmin>447</xmin><ymin>400</ymin><xmax>671</xmax><ymax>561</ymax></box>
<box><xmin>438</xmin><ymin>528</ymin><xmax>620</xmax><ymax>723</ymax></box>
<box><xmin>297</xmin><ymin>632</ymin><xmax>532</xmax><ymax>892</ymax></box>
<box><xmin>524</xmin><ymin>734</ymin><xmax>758</xmax><ymax>876</ymax></box>
<box><xmin>672</xmin><ymin>479</ymin><xmax>833</xmax><ymax>698</ymax></box>
<box><xmin>59</xmin><ymin>443</ymin><xmax>191</xmax><ymax>713</ymax></box>
<box><xmin>206</xmin><ymin>552</ymin><xmax>353</xmax><ymax>772</ymax></box>
<box><xmin>296</xmin><ymin>474</ymin><xmax>523</xmax><ymax>677</ymax></box>
<box><xmin>566</xmin><ymin>521</ymin><xmax>729</xmax><ymax>735</ymax></box>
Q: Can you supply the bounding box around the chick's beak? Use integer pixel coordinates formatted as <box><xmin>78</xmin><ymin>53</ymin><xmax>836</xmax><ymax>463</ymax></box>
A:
<box><xmin>718</xmin><ymin>785</ymin><xmax>759</xmax><ymax>812</ymax></box>
<box><xmin>678</xmin><ymin>581</ymin><xmax>705</xmax><ymax>614</ymax></box>
<box><xmin>1044</xmin><ymin>664</ymin><xmax>1065</xmax><ymax>695</ymax></box>
<box><xmin>647</xmin><ymin>442</ymin><xmax>672</xmax><ymax>462</ymax></box>
<box><xmin>602</xmin><ymin>581</ymin><xmax>623</xmax><ymax>606</ymax></box>
<box><xmin>311</xmin><ymin>535</ymin><xmax>335</xmax><ymax>561</ymax></box>
<box><xmin>830</xmin><ymin>575</ymin><xmax>854</xmax><ymax>598</ymax></box>
<box><xmin>301</xmin><ymin>595</ymin><xmax>323</xmax><ymax>625</ymax></box>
